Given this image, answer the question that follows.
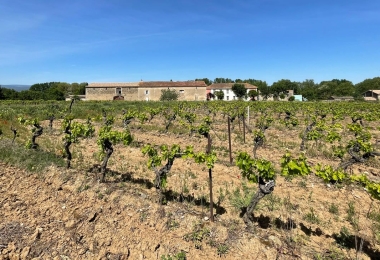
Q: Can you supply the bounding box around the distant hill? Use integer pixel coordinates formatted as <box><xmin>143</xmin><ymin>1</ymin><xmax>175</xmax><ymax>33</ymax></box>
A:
<box><xmin>1</xmin><ymin>85</ymin><xmax>31</xmax><ymax>91</ymax></box>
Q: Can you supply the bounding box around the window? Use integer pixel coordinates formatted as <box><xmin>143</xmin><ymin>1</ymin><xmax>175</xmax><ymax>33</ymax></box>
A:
<box><xmin>233</xmin><ymin>96</ymin><xmax>236</xmax><ymax>100</ymax></box>
<box><xmin>227</xmin><ymin>89</ymin><xmax>229</xmax><ymax>94</ymax></box>
<box><xmin>179</xmin><ymin>90</ymin><xmax>184</xmax><ymax>94</ymax></box>
<box><xmin>226</xmin><ymin>96</ymin><xmax>229</xmax><ymax>100</ymax></box>
<box><xmin>145</xmin><ymin>90</ymin><xmax>149</xmax><ymax>95</ymax></box>
<box><xmin>116</xmin><ymin>88</ymin><xmax>121</xmax><ymax>95</ymax></box>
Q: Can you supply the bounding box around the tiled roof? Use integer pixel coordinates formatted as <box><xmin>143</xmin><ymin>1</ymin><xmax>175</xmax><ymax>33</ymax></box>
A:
<box><xmin>206</xmin><ymin>83</ymin><xmax>257</xmax><ymax>90</ymax></box>
<box><xmin>138</xmin><ymin>81</ymin><xmax>207</xmax><ymax>88</ymax></box>
<box><xmin>87</xmin><ymin>81</ymin><xmax>207</xmax><ymax>88</ymax></box>
<box><xmin>87</xmin><ymin>82</ymin><xmax>139</xmax><ymax>88</ymax></box>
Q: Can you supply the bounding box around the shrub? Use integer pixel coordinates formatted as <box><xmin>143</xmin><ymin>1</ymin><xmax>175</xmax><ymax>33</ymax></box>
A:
<box><xmin>160</xmin><ymin>89</ymin><xmax>179</xmax><ymax>101</ymax></box>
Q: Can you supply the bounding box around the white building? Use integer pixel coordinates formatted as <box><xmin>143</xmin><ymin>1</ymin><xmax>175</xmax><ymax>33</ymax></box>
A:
<box><xmin>206</xmin><ymin>83</ymin><xmax>258</xmax><ymax>101</ymax></box>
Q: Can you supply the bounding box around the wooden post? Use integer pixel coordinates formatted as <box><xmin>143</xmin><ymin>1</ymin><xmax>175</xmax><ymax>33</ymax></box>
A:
<box><xmin>243</xmin><ymin>113</ymin><xmax>245</xmax><ymax>143</ymax></box>
<box><xmin>247</xmin><ymin>106</ymin><xmax>250</xmax><ymax>126</ymax></box>
<box><xmin>228</xmin><ymin>116</ymin><xmax>233</xmax><ymax>164</ymax></box>
<box><xmin>207</xmin><ymin>134</ymin><xmax>214</xmax><ymax>222</ymax></box>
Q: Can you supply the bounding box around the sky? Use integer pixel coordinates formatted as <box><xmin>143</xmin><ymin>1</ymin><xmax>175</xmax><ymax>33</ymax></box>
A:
<box><xmin>0</xmin><ymin>0</ymin><xmax>379</xmax><ymax>85</ymax></box>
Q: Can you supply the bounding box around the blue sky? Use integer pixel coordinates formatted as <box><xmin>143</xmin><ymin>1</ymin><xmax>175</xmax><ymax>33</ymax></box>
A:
<box><xmin>1</xmin><ymin>0</ymin><xmax>379</xmax><ymax>85</ymax></box>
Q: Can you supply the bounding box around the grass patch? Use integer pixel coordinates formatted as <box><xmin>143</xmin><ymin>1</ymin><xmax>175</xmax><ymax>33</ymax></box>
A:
<box><xmin>228</xmin><ymin>181</ymin><xmax>256</xmax><ymax>212</ymax></box>
<box><xmin>329</xmin><ymin>203</ymin><xmax>339</xmax><ymax>215</ymax></box>
<box><xmin>0</xmin><ymin>138</ymin><xmax>65</xmax><ymax>172</ymax></box>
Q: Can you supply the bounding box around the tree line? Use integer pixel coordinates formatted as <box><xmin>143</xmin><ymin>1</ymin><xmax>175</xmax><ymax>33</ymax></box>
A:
<box><xmin>196</xmin><ymin>77</ymin><xmax>380</xmax><ymax>101</ymax></box>
<box><xmin>1</xmin><ymin>77</ymin><xmax>380</xmax><ymax>101</ymax></box>
<box><xmin>0</xmin><ymin>82</ymin><xmax>87</xmax><ymax>101</ymax></box>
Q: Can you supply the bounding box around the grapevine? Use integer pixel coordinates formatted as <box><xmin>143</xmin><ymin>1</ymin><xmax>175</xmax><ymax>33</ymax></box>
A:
<box><xmin>62</xmin><ymin>116</ymin><xmax>95</xmax><ymax>168</ymax></box>
<box><xmin>97</xmin><ymin>116</ymin><xmax>133</xmax><ymax>182</ymax></box>
<box><xmin>17</xmin><ymin>117</ymin><xmax>43</xmax><ymax>149</ymax></box>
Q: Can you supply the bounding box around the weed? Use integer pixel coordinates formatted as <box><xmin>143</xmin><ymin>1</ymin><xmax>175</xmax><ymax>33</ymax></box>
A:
<box><xmin>335</xmin><ymin>226</ymin><xmax>352</xmax><ymax>248</ymax></box>
<box><xmin>216</xmin><ymin>187</ymin><xmax>227</xmax><ymax>206</ymax></box>
<box><xmin>223</xmin><ymin>219</ymin><xmax>241</xmax><ymax>242</ymax></box>
<box><xmin>346</xmin><ymin>201</ymin><xmax>358</xmax><ymax>228</ymax></box>
<box><xmin>328</xmin><ymin>203</ymin><xmax>339</xmax><ymax>215</ymax></box>
<box><xmin>161</xmin><ymin>251</ymin><xmax>186</xmax><ymax>260</ymax></box>
<box><xmin>139</xmin><ymin>211</ymin><xmax>148</xmax><ymax>222</ymax></box>
<box><xmin>187</xmin><ymin>170</ymin><xmax>197</xmax><ymax>179</ymax></box>
<box><xmin>308</xmin><ymin>191</ymin><xmax>314</xmax><ymax>202</ymax></box>
<box><xmin>283</xmin><ymin>195</ymin><xmax>299</xmax><ymax>212</ymax></box>
<box><xmin>228</xmin><ymin>181</ymin><xmax>256</xmax><ymax>212</ymax></box>
<box><xmin>216</xmin><ymin>243</ymin><xmax>229</xmax><ymax>256</ymax></box>
<box><xmin>303</xmin><ymin>208</ymin><xmax>320</xmax><ymax>224</ymax></box>
<box><xmin>297</xmin><ymin>179</ymin><xmax>308</xmax><ymax>189</ymax></box>
<box><xmin>166</xmin><ymin>219</ymin><xmax>180</xmax><ymax>230</ymax></box>
<box><xmin>118</xmin><ymin>181</ymin><xmax>127</xmax><ymax>189</ymax></box>
<box><xmin>313</xmin><ymin>246</ymin><xmax>346</xmax><ymax>260</ymax></box>
<box><xmin>369</xmin><ymin>210</ymin><xmax>380</xmax><ymax>243</ymax></box>
<box><xmin>183</xmin><ymin>222</ymin><xmax>210</xmax><ymax>249</ymax></box>
<box><xmin>182</xmin><ymin>182</ymin><xmax>190</xmax><ymax>195</ymax></box>
<box><xmin>262</xmin><ymin>193</ymin><xmax>282</xmax><ymax>212</ymax></box>
<box><xmin>77</xmin><ymin>184</ymin><xmax>90</xmax><ymax>193</ymax></box>
<box><xmin>97</xmin><ymin>192</ymin><xmax>104</xmax><ymax>200</ymax></box>
<box><xmin>104</xmin><ymin>187</ymin><xmax>114</xmax><ymax>195</ymax></box>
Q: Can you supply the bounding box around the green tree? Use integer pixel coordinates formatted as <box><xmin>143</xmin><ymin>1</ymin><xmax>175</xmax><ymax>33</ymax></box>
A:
<box><xmin>271</xmin><ymin>79</ymin><xmax>298</xmax><ymax>98</ymax></box>
<box><xmin>29</xmin><ymin>82</ymin><xmax>58</xmax><ymax>92</ymax></box>
<box><xmin>231</xmin><ymin>83</ymin><xmax>247</xmax><ymax>99</ymax></box>
<box><xmin>355</xmin><ymin>77</ymin><xmax>380</xmax><ymax>96</ymax></box>
<box><xmin>28</xmin><ymin>82</ymin><xmax>66</xmax><ymax>100</ymax></box>
<box><xmin>0</xmin><ymin>86</ymin><xmax>4</xmax><ymax>100</ymax></box>
<box><xmin>248</xmin><ymin>80</ymin><xmax>270</xmax><ymax>100</ymax></box>
<box><xmin>317</xmin><ymin>79</ymin><xmax>354</xmax><ymax>100</ymax></box>
<box><xmin>46</xmin><ymin>87</ymin><xmax>65</xmax><ymax>100</ymax></box>
<box><xmin>248</xmin><ymin>90</ymin><xmax>258</xmax><ymax>101</ymax></box>
<box><xmin>214</xmin><ymin>90</ymin><xmax>224</xmax><ymax>100</ymax></box>
<box><xmin>1</xmin><ymin>87</ymin><xmax>19</xmax><ymax>99</ymax></box>
<box><xmin>18</xmin><ymin>90</ymin><xmax>42</xmax><ymax>100</ymax></box>
<box><xmin>335</xmin><ymin>81</ymin><xmax>355</xmax><ymax>97</ymax></box>
<box><xmin>55</xmin><ymin>82</ymin><xmax>71</xmax><ymax>95</ymax></box>
<box><xmin>214</xmin><ymin>78</ymin><xmax>234</xmax><ymax>83</ymax></box>
<box><xmin>299</xmin><ymin>79</ymin><xmax>318</xmax><ymax>101</ymax></box>
<box><xmin>195</xmin><ymin>78</ymin><xmax>212</xmax><ymax>86</ymax></box>
<box><xmin>76</xmin><ymin>82</ymin><xmax>88</xmax><ymax>95</ymax></box>
<box><xmin>160</xmin><ymin>89</ymin><xmax>179</xmax><ymax>101</ymax></box>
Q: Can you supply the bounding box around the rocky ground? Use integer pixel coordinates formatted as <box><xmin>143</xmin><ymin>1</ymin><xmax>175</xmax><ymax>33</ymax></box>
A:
<box><xmin>1</xmin><ymin>117</ymin><xmax>380</xmax><ymax>259</ymax></box>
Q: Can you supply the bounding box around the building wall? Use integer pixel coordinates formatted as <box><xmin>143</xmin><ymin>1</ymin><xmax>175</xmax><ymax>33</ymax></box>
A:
<box><xmin>210</xmin><ymin>88</ymin><xmax>255</xmax><ymax>101</ymax></box>
<box><xmin>138</xmin><ymin>87</ymin><xmax>207</xmax><ymax>101</ymax></box>
<box><xmin>364</xmin><ymin>91</ymin><xmax>379</xmax><ymax>100</ymax></box>
<box><xmin>122</xmin><ymin>87</ymin><xmax>139</xmax><ymax>101</ymax></box>
<box><xmin>210</xmin><ymin>89</ymin><xmax>236</xmax><ymax>101</ymax></box>
<box><xmin>86</xmin><ymin>85</ymin><xmax>207</xmax><ymax>101</ymax></box>
<box><xmin>86</xmin><ymin>87</ymin><xmax>119</xmax><ymax>100</ymax></box>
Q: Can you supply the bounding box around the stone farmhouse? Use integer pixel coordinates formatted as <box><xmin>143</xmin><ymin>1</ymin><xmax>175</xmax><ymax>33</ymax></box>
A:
<box><xmin>85</xmin><ymin>81</ymin><xmax>207</xmax><ymax>101</ymax></box>
<box><xmin>363</xmin><ymin>90</ymin><xmax>380</xmax><ymax>101</ymax></box>
<box><xmin>206</xmin><ymin>83</ymin><xmax>258</xmax><ymax>101</ymax></box>
<box><xmin>329</xmin><ymin>96</ymin><xmax>354</xmax><ymax>101</ymax></box>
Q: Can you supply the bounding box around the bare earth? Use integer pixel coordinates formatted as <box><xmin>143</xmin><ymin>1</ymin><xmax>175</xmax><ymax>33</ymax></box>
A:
<box><xmin>1</xmin><ymin>118</ymin><xmax>380</xmax><ymax>259</ymax></box>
